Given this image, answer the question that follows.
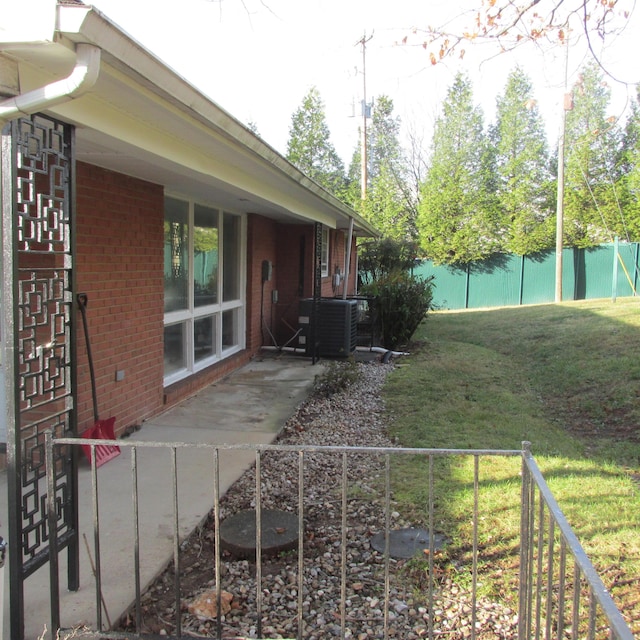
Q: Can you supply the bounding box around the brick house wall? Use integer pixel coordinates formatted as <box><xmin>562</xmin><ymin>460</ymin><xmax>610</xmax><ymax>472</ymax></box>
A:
<box><xmin>75</xmin><ymin>162</ymin><xmax>165</xmax><ymax>436</ymax></box>
<box><xmin>273</xmin><ymin>225</ymin><xmax>359</xmax><ymax>346</ymax></box>
<box><xmin>74</xmin><ymin>167</ymin><xmax>278</xmax><ymax>425</ymax></box>
<box><xmin>246</xmin><ymin>214</ymin><xmax>278</xmax><ymax>353</ymax></box>
<box><xmin>73</xmin><ymin>165</ymin><xmax>360</xmax><ymax>434</ymax></box>
<box><xmin>274</xmin><ymin>224</ymin><xmax>310</xmax><ymax>346</ymax></box>
<box><xmin>324</xmin><ymin>228</ymin><xmax>358</xmax><ymax>297</ymax></box>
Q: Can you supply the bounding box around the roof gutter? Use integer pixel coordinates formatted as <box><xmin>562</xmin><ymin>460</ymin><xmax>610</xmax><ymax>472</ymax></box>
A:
<box><xmin>0</xmin><ymin>43</ymin><xmax>100</xmax><ymax>124</ymax></box>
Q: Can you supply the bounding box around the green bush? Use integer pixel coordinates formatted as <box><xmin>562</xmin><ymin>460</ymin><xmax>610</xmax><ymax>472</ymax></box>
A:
<box><xmin>358</xmin><ymin>238</ymin><xmax>434</xmax><ymax>350</ymax></box>
<box><xmin>362</xmin><ymin>272</ymin><xmax>434</xmax><ymax>349</ymax></box>
<box><xmin>358</xmin><ymin>237</ymin><xmax>420</xmax><ymax>285</ymax></box>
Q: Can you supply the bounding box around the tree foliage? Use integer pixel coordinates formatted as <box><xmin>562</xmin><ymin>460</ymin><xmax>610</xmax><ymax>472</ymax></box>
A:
<box><xmin>413</xmin><ymin>64</ymin><xmax>639</xmax><ymax>265</ymax></box>
<box><xmin>368</xmin><ymin>95</ymin><xmax>404</xmax><ymax>179</ymax></box>
<box><xmin>358</xmin><ymin>237</ymin><xmax>421</xmax><ymax>285</ymax></box>
<box><xmin>490</xmin><ymin>68</ymin><xmax>555</xmax><ymax>255</ymax></box>
<box><xmin>358</xmin><ymin>238</ymin><xmax>433</xmax><ymax>350</ymax></box>
<box><xmin>347</xmin><ymin>96</ymin><xmax>417</xmax><ymax>240</ymax></box>
<box><xmin>286</xmin><ymin>87</ymin><xmax>346</xmax><ymax>195</ymax></box>
<box><xmin>417</xmin><ymin>74</ymin><xmax>499</xmax><ymax>264</ymax></box>
<box><xmin>279</xmin><ymin>58</ymin><xmax>640</xmax><ymax>268</ymax></box>
<box><xmin>616</xmin><ymin>89</ymin><xmax>640</xmax><ymax>239</ymax></box>
<box><xmin>563</xmin><ymin>62</ymin><xmax>622</xmax><ymax>246</ymax></box>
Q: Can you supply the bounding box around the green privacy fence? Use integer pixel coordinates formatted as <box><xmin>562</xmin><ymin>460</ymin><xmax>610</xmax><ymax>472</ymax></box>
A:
<box><xmin>415</xmin><ymin>242</ymin><xmax>640</xmax><ymax>310</ymax></box>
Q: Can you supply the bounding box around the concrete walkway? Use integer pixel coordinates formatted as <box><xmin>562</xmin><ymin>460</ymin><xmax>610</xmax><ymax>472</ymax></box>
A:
<box><xmin>1</xmin><ymin>351</ymin><xmax>324</xmax><ymax>640</ymax></box>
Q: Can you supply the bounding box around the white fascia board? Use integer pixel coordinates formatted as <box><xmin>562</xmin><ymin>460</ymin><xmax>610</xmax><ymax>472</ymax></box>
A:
<box><xmin>58</xmin><ymin>5</ymin><xmax>380</xmax><ymax>236</ymax></box>
<box><xmin>38</xmin><ymin>66</ymin><xmax>336</xmax><ymax>228</ymax></box>
<box><xmin>12</xmin><ymin>3</ymin><xmax>378</xmax><ymax>237</ymax></box>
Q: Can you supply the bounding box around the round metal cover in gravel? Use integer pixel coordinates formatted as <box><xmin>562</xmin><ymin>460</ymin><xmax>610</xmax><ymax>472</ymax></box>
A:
<box><xmin>219</xmin><ymin>509</ymin><xmax>299</xmax><ymax>558</ymax></box>
<box><xmin>370</xmin><ymin>528</ymin><xmax>447</xmax><ymax>558</ymax></box>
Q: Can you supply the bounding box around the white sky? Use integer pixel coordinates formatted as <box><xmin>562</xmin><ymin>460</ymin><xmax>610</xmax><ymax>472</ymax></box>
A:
<box><xmin>91</xmin><ymin>0</ymin><xmax>640</xmax><ymax>164</ymax></box>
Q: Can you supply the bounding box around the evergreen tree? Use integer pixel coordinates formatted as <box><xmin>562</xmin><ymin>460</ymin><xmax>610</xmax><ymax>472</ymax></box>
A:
<box><xmin>362</xmin><ymin>164</ymin><xmax>414</xmax><ymax>240</ymax></box>
<box><xmin>286</xmin><ymin>87</ymin><xmax>346</xmax><ymax>195</ymax></box>
<box><xmin>491</xmin><ymin>68</ymin><xmax>555</xmax><ymax>255</ymax></box>
<box><xmin>344</xmin><ymin>143</ymin><xmax>364</xmax><ymax>211</ymax></box>
<box><xmin>353</xmin><ymin>96</ymin><xmax>417</xmax><ymax>240</ymax></box>
<box><xmin>368</xmin><ymin>96</ymin><xmax>402</xmax><ymax>180</ymax></box>
<box><xmin>563</xmin><ymin>63</ymin><xmax>622</xmax><ymax>246</ymax></box>
<box><xmin>417</xmin><ymin>73</ymin><xmax>498</xmax><ymax>264</ymax></box>
<box><xmin>616</xmin><ymin>87</ymin><xmax>640</xmax><ymax>240</ymax></box>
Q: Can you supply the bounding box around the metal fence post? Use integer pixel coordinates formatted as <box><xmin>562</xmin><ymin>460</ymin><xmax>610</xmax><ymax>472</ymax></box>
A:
<box><xmin>45</xmin><ymin>430</ymin><xmax>61</xmax><ymax>635</ymax></box>
<box><xmin>612</xmin><ymin>236</ymin><xmax>619</xmax><ymax>303</ymax></box>
<box><xmin>518</xmin><ymin>442</ymin><xmax>532</xmax><ymax>640</ymax></box>
<box><xmin>0</xmin><ymin>533</ymin><xmax>6</xmax><ymax>638</ymax></box>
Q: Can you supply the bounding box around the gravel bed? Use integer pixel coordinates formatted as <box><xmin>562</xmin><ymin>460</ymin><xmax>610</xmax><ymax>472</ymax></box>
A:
<box><xmin>122</xmin><ymin>359</ymin><xmax>518</xmax><ymax>639</ymax></box>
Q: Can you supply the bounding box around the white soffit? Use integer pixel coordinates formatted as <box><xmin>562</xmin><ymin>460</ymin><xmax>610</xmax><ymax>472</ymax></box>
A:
<box><xmin>1</xmin><ymin>2</ymin><xmax>379</xmax><ymax>235</ymax></box>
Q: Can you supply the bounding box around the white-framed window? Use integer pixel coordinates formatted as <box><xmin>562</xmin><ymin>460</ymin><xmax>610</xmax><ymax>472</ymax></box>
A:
<box><xmin>163</xmin><ymin>196</ymin><xmax>245</xmax><ymax>385</ymax></box>
<box><xmin>320</xmin><ymin>226</ymin><xmax>329</xmax><ymax>277</ymax></box>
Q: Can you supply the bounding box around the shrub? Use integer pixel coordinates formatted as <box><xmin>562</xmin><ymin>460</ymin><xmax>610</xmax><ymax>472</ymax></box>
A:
<box><xmin>358</xmin><ymin>237</ymin><xmax>420</xmax><ymax>285</ymax></box>
<box><xmin>314</xmin><ymin>358</ymin><xmax>360</xmax><ymax>397</ymax></box>
<box><xmin>362</xmin><ymin>272</ymin><xmax>434</xmax><ymax>349</ymax></box>
<box><xmin>358</xmin><ymin>238</ymin><xmax>435</xmax><ymax>350</ymax></box>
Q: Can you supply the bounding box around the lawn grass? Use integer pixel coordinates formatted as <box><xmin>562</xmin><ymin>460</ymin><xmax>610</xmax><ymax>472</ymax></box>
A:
<box><xmin>383</xmin><ymin>298</ymin><xmax>640</xmax><ymax>630</ymax></box>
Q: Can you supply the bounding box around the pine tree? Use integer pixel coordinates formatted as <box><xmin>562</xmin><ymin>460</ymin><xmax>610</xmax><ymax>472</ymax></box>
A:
<box><xmin>417</xmin><ymin>73</ymin><xmax>498</xmax><ymax>264</ymax></box>
<box><xmin>563</xmin><ymin>63</ymin><xmax>622</xmax><ymax>246</ymax></box>
<box><xmin>344</xmin><ymin>143</ymin><xmax>364</xmax><ymax>211</ymax></box>
<box><xmin>352</xmin><ymin>96</ymin><xmax>416</xmax><ymax>240</ymax></box>
<box><xmin>616</xmin><ymin>87</ymin><xmax>640</xmax><ymax>240</ymax></box>
<box><xmin>286</xmin><ymin>87</ymin><xmax>346</xmax><ymax>195</ymax></box>
<box><xmin>491</xmin><ymin>68</ymin><xmax>555</xmax><ymax>255</ymax></box>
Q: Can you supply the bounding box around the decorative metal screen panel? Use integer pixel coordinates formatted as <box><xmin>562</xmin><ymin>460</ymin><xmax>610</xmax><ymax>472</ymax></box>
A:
<box><xmin>2</xmin><ymin>113</ymin><xmax>79</xmax><ymax>639</ymax></box>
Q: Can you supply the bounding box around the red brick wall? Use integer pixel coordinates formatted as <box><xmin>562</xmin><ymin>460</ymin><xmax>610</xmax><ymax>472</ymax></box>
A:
<box><xmin>340</xmin><ymin>231</ymin><xmax>359</xmax><ymax>295</ymax></box>
<box><xmin>162</xmin><ymin>350</ymin><xmax>251</xmax><ymax>408</ymax></box>
<box><xmin>272</xmin><ymin>226</ymin><xmax>359</xmax><ymax>344</ymax></box>
<box><xmin>76</xmin><ymin>165</ymin><xmax>264</xmax><ymax>422</ymax></box>
<box><xmin>73</xmin><ymin>170</ymin><xmax>362</xmax><ymax>429</ymax></box>
<box><xmin>246</xmin><ymin>214</ymin><xmax>279</xmax><ymax>352</ymax></box>
<box><xmin>75</xmin><ymin>162</ymin><xmax>165</xmax><ymax>436</ymax></box>
<box><xmin>319</xmin><ymin>228</ymin><xmax>358</xmax><ymax>298</ymax></box>
<box><xmin>274</xmin><ymin>224</ymin><xmax>309</xmax><ymax>344</ymax></box>
<box><xmin>325</xmin><ymin>229</ymin><xmax>346</xmax><ymax>297</ymax></box>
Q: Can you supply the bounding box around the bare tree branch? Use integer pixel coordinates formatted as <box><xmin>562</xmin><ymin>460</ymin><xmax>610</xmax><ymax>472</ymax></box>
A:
<box><xmin>398</xmin><ymin>0</ymin><xmax>635</xmax><ymax>79</ymax></box>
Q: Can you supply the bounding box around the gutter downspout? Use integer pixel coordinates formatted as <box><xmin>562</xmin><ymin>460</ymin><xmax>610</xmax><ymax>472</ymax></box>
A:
<box><xmin>0</xmin><ymin>43</ymin><xmax>101</xmax><ymax>124</ymax></box>
<box><xmin>342</xmin><ymin>216</ymin><xmax>354</xmax><ymax>300</ymax></box>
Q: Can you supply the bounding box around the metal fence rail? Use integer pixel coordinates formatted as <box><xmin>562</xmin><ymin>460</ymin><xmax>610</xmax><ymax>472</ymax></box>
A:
<box><xmin>42</xmin><ymin>436</ymin><xmax>633</xmax><ymax>640</ymax></box>
<box><xmin>519</xmin><ymin>443</ymin><xmax>634</xmax><ymax>640</ymax></box>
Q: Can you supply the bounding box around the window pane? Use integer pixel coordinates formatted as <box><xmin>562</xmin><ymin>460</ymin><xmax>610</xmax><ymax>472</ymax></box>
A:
<box><xmin>164</xmin><ymin>323</ymin><xmax>186</xmax><ymax>376</ymax></box>
<box><xmin>194</xmin><ymin>315</ymin><xmax>216</xmax><ymax>363</ymax></box>
<box><xmin>222</xmin><ymin>308</ymin><xmax>238</xmax><ymax>350</ymax></box>
<box><xmin>164</xmin><ymin>198</ymin><xmax>189</xmax><ymax>313</ymax></box>
<box><xmin>194</xmin><ymin>204</ymin><xmax>218</xmax><ymax>307</ymax></box>
<box><xmin>223</xmin><ymin>213</ymin><xmax>241</xmax><ymax>302</ymax></box>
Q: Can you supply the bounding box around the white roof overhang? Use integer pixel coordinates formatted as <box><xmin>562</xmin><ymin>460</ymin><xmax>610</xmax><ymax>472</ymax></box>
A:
<box><xmin>0</xmin><ymin>2</ymin><xmax>379</xmax><ymax>237</ymax></box>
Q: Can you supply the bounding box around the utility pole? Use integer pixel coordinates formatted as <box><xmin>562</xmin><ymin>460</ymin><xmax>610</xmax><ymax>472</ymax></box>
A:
<box><xmin>555</xmin><ymin>34</ymin><xmax>571</xmax><ymax>303</ymax></box>
<box><xmin>356</xmin><ymin>32</ymin><xmax>373</xmax><ymax>200</ymax></box>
